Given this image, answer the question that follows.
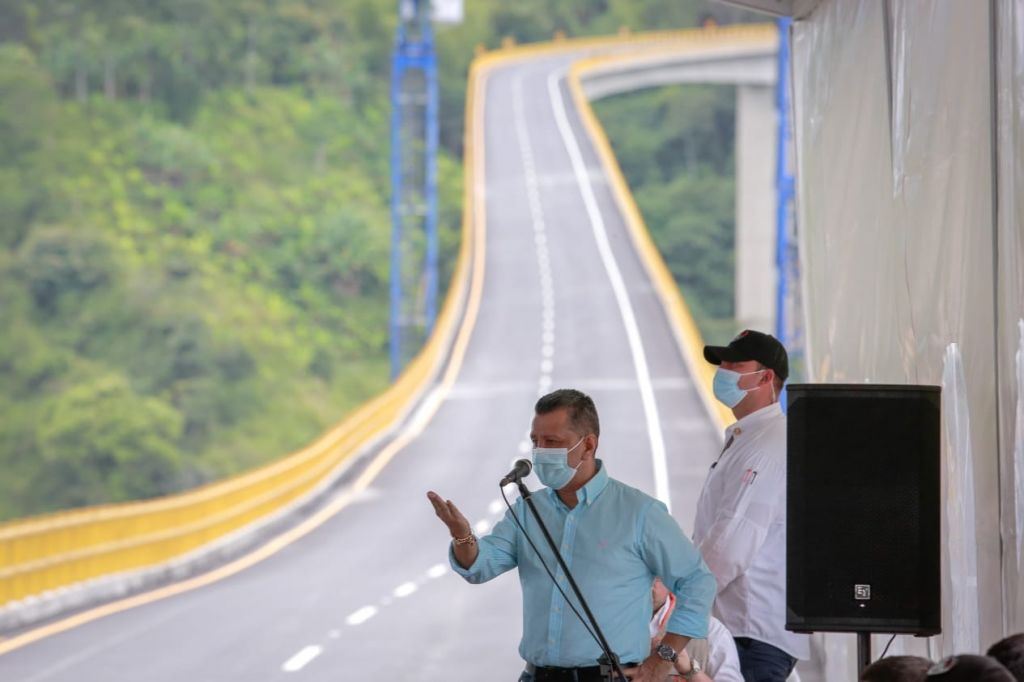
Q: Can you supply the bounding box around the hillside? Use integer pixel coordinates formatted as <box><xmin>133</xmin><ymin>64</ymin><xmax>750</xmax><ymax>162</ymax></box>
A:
<box><xmin>0</xmin><ymin>0</ymin><xmax>746</xmax><ymax>520</ymax></box>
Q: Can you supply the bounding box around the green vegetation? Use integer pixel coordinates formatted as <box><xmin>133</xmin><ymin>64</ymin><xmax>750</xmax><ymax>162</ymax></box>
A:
<box><xmin>593</xmin><ymin>85</ymin><xmax>739</xmax><ymax>342</ymax></box>
<box><xmin>0</xmin><ymin>1</ymin><xmax>412</xmax><ymax>519</ymax></box>
<box><xmin>0</xmin><ymin>0</ymin><xmax>748</xmax><ymax>521</ymax></box>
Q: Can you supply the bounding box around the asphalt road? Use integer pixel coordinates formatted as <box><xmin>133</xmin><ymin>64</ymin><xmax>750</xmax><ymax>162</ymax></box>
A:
<box><xmin>0</xmin><ymin>51</ymin><xmax>723</xmax><ymax>682</ymax></box>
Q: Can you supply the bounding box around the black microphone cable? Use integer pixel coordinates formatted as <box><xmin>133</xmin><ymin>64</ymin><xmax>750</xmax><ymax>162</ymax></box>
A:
<box><xmin>878</xmin><ymin>634</ymin><xmax>897</xmax><ymax>659</ymax></box>
<box><xmin>499</xmin><ymin>486</ymin><xmax>628</xmax><ymax>682</ymax></box>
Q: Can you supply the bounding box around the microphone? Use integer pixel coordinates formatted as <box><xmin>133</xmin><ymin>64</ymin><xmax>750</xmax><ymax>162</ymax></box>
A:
<box><xmin>499</xmin><ymin>459</ymin><xmax>532</xmax><ymax>487</ymax></box>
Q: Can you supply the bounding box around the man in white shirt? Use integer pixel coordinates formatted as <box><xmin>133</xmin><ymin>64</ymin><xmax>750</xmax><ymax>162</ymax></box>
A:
<box><xmin>693</xmin><ymin>330</ymin><xmax>810</xmax><ymax>682</ymax></box>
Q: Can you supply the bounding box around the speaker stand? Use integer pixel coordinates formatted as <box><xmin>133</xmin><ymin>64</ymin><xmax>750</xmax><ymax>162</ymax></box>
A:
<box><xmin>857</xmin><ymin>633</ymin><xmax>872</xmax><ymax>675</ymax></box>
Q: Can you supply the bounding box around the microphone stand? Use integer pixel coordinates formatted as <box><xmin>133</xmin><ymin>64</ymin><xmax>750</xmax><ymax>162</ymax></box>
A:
<box><xmin>514</xmin><ymin>479</ymin><xmax>626</xmax><ymax>682</ymax></box>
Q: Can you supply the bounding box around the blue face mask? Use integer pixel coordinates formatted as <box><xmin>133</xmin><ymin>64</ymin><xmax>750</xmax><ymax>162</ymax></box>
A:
<box><xmin>712</xmin><ymin>368</ymin><xmax>766</xmax><ymax>408</ymax></box>
<box><xmin>532</xmin><ymin>437</ymin><xmax>585</xmax><ymax>490</ymax></box>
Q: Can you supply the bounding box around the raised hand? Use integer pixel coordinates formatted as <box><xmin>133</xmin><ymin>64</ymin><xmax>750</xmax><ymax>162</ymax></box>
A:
<box><xmin>426</xmin><ymin>491</ymin><xmax>472</xmax><ymax>539</ymax></box>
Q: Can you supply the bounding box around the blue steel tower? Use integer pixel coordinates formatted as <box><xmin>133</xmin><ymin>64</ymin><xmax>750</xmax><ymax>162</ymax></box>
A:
<box><xmin>390</xmin><ymin>0</ymin><xmax>439</xmax><ymax>379</ymax></box>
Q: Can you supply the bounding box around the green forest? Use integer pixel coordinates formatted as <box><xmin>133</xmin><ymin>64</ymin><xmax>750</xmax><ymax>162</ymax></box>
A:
<box><xmin>594</xmin><ymin>84</ymin><xmax>739</xmax><ymax>343</ymax></box>
<box><xmin>0</xmin><ymin>0</ymin><xmax>752</xmax><ymax>521</ymax></box>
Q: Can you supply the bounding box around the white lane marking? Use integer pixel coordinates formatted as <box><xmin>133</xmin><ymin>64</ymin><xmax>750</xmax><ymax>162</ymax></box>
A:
<box><xmin>518</xmin><ymin>440</ymin><xmax>531</xmax><ymax>453</ymax></box>
<box><xmin>282</xmin><ymin>645</ymin><xmax>323</xmax><ymax>672</ymax></box>
<box><xmin>393</xmin><ymin>582</ymin><xmax>418</xmax><ymax>598</ymax></box>
<box><xmin>407</xmin><ymin>384</ymin><xmax>447</xmax><ymax>432</ymax></box>
<box><xmin>333</xmin><ymin>501</ymin><xmax>516</xmax><ymax>637</ymax></box>
<box><xmin>547</xmin><ymin>70</ymin><xmax>672</xmax><ymax>512</ymax></box>
<box><xmin>345</xmin><ymin>605</ymin><xmax>378</xmax><ymax>626</ymax></box>
<box><xmin>514</xmin><ymin>74</ymin><xmax>560</xmax><ymax>404</ymax></box>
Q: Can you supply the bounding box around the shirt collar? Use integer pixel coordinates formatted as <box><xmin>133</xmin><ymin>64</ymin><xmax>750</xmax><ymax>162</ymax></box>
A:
<box><xmin>726</xmin><ymin>401</ymin><xmax>783</xmax><ymax>438</ymax></box>
<box><xmin>547</xmin><ymin>459</ymin><xmax>609</xmax><ymax>507</ymax></box>
<box><xmin>579</xmin><ymin>459</ymin><xmax>609</xmax><ymax>504</ymax></box>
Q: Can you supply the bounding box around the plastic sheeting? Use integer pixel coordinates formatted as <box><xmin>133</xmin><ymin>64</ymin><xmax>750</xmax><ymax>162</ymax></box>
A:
<box><xmin>996</xmin><ymin>1</ymin><xmax>1024</xmax><ymax>634</ymax></box>
<box><xmin>942</xmin><ymin>344</ymin><xmax>981</xmax><ymax>655</ymax></box>
<box><xmin>790</xmin><ymin>0</ymin><xmax>1022</xmax><ymax>676</ymax></box>
<box><xmin>1016</xmin><ymin>321</ymin><xmax>1024</xmax><ymax>573</ymax></box>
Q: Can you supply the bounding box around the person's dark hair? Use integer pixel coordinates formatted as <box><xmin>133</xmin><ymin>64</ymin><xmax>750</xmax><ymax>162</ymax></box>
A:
<box><xmin>535</xmin><ymin>389</ymin><xmax>600</xmax><ymax>437</ymax></box>
<box><xmin>926</xmin><ymin>654</ymin><xmax>1015</xmax><ymax>681</ymax></box>
<box><xmin>859</xmin><ymin>655</ymin><xmax>932</xmax><ymax>682</ymax></box>
<box><xmin>988</xmin><ymin>633</ymin><xmax>1024</xmax><ymax>681</ymax></box>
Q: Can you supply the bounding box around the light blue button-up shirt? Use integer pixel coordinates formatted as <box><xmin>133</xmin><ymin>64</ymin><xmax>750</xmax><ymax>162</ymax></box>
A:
<box><xmin>450</xmin><ymin>461</ymin><xmax>715</xmax><ymax>667</ymax></box>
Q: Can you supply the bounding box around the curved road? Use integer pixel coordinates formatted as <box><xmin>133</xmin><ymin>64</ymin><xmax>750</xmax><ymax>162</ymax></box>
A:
<box><xmin>0</xmin><ymin>50</ymin><xmax>722</xmax><ymax>682</ymax></box>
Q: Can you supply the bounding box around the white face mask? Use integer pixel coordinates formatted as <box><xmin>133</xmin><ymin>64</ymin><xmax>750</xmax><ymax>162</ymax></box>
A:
<box><xmin>712</xmin><ymin>368</ymin><xmax>766</xmax><ymax>408</ymax></box>
<box><xmin>531</xmin><ymin>437</ymin><xmax>585</xmax><ymax>490</ymax></box>
<box><xmin>712</xmin><ymin>368</ymin><xmax>776</xmax><ymax>408</ymax></box>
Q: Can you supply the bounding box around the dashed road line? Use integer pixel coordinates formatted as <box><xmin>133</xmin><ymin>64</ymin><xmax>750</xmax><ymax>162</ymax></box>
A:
<box><xmin>282</xmin><ymin>645</ymin><xmax>323</xmax><ymax>672</ymax></box>
<box><xmin>393</xmin><ymin>582</ymin><xmax>418</xmax><ymax>598</ymax></box>
<box><xmin>345</xmin><ymin>606</ymin><xmax>378</xmax><ymax>626</ymax></box>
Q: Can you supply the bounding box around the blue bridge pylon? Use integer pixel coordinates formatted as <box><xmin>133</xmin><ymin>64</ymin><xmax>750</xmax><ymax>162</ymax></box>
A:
<box><xmin>390</xmin><ymin>0</ymin><xmax>439</xmax><ymax>379</ymax></box>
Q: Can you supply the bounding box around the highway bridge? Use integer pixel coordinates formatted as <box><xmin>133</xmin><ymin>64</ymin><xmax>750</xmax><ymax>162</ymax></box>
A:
<box><xmin>0</xmin><ymin>25</ymin><xmax>782</xmax><ymax>682</ymax></box>
<box><xmin>7</xmin><ymin>4</ymin><xmax>1021</xmax><ymax>679</ymax></box>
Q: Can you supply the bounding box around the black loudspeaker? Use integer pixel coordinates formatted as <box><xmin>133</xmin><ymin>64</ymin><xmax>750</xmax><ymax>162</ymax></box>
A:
<box><xmin>786</xmin><ymin>383</ymin><xmax>941</xmax><ymax>635</ymax></box>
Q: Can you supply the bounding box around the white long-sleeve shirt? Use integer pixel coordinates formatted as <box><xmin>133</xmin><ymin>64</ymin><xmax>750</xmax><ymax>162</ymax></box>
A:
<box><xmin>692</xmin><ymin>402</ymin><xmax>810</xmax><ymax>660</ymax></box>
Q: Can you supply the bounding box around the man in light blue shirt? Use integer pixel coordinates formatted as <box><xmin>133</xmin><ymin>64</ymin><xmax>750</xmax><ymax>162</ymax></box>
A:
<box><xmin>428</xmin><ymin>389</ymin><xmax>715</xmax><ymax>682</ymax></box>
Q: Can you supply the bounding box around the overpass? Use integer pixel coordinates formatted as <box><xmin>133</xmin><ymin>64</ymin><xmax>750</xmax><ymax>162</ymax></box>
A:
<box><xmin>575</xmin><ymin>39</ymin><xmax>780</xmax><ymax>344</ymax></box>
<box><xmin>0</xmin><ymin>25</ymin><xmax>784</xmax><ymax>681</ymax></box>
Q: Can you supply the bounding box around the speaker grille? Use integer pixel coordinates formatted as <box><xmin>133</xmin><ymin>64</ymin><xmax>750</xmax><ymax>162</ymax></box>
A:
<box><xmin>786</xmin><ymin>384</ymin><xmax>940</xmax><ymax>634</ymax></box>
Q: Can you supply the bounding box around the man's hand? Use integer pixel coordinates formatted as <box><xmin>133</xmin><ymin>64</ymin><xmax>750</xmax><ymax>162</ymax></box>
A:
<box><xmin>630</xmin><ymin>633</ymin><xmax>692</xmax><ymax>681</ymax></box>
<box><xmin>426</xmin><ymin>491</ymin><xmax>472</xmax><ymax>538</ymax></box>
<box><xmin>674</xmin><ymin>647</ymin><xmax>693</xmax><ymax>676</ymax></box>
<box><xmin>427</xmin><ymin>491</ymin><xmax>478</xmax><ymax>569</ymax></box>
<box><xmin>621</xmin><ymin>656</ymin><xmax>672</xmax><ymax>682</ymax></box>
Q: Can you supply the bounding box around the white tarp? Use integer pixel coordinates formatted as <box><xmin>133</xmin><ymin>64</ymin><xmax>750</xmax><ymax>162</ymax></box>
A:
<box><xmin>996</xmin><ymin>1</ymin><xmax>1024</xmax><ymax>633</ymax></box>
<box><xmin>790</xmin><ymin>0</ymin><xmax>1022</xmax><ymax>675</ymax></box>
<box><xmin>942</xmin><ymin>344</ymin><xmax>981</xmax><ymax>655</ymax></box>
<box><xmin>1016</xmin><ymin>321</ymin><xmax>1024</xmax><ymax>574</ymax></box>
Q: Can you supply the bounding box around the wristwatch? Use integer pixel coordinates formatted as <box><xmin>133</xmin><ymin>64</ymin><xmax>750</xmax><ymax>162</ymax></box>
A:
<box><xmin>655</xmin><ymin>643</ymin><xmax>678</xmax><ymax>663</ymax></box>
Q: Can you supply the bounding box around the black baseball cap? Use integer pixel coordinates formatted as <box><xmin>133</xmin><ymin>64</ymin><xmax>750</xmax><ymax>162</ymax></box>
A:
<box><xmin>703</xmin><ymin>329</ymin><xmax>789</xmax><ymax>381</ymax></box>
